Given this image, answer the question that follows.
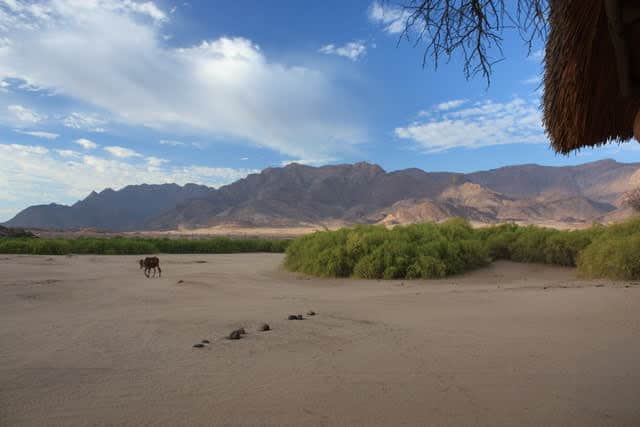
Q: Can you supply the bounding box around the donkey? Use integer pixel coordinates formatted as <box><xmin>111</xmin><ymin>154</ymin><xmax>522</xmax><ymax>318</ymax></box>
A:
<box><xmin>139</xmin><ymin>257</ymin><xmax>161</xmax><ymax>278</ymax></box>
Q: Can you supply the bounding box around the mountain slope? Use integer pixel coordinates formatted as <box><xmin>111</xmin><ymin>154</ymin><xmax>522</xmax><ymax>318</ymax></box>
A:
<box><xmin>466</xmin><ymin>159</ymin><xmax>640</xmax><ymax>204</ymax></box>
<box><xmin>4</xmin><ymin>159</ymin><xmax>639</xmax><ymax>231</ymax></box>
<box><xmin>149</xmin><ymin>162</ymin><xmax>467</xmax><ymax>228</ymax></box>
<box><xmin>5</xmin><ymin>183</ymin><xmax>211</xmax><ymax>231</ymax></box>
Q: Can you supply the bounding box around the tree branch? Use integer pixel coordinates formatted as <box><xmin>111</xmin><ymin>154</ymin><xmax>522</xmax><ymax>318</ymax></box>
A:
<box><xmin>390</xmin><ymin>0</ymin><xmax>549</xmax><ymax>86</ymax></box>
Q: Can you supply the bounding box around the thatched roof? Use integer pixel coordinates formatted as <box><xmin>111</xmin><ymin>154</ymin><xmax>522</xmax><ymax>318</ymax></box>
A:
<box><xmin>543</xmin><ymin>0</ymin><xmax>640</xmax><ymax>153</ymax></box>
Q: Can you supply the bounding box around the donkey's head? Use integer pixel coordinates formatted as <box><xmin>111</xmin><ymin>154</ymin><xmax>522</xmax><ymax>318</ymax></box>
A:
<box><xmin>139</xmin><ymin>259</ymin><xmax>144</xmax><ymax>269</ymax></box>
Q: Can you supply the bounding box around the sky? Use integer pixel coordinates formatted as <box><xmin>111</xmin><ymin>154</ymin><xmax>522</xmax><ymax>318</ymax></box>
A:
<box><xmin>1</xmin><ymin>0</ymin><xmax>640</xmax><ymax>221</ymax></box>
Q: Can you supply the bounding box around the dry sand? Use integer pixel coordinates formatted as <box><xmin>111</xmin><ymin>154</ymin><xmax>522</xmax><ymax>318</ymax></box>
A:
<box><xmin>1</xmin><ymin>254</ymin><xmax>640</xmax><ymax>426</ymax></box>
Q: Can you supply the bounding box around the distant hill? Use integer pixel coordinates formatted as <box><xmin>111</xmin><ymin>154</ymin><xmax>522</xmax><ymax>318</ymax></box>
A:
<box><xmin>5</xmin><ymin>183</ymin><xmax>210</xmax><ymax>231</ymax></box>
<box><xmin>466</xmin><ymin>159</ymin><xmax>640</xmax><ymax>203</ymax></box>
<box><xmin>4</xmin><ymin>159</ymin><xmax>639</xmax><ymax>231</ymax></box>
<box><xmin>148</xmin><ymin>162</ymin><xmax>467</xmax><ymax>229</ymax></box>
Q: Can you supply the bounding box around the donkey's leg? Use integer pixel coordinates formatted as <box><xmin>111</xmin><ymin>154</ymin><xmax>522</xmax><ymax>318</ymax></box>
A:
<box><xmin>157</xmin><ymin>265</ymin><xmax>162</xmax><ymax>277</ymax></box>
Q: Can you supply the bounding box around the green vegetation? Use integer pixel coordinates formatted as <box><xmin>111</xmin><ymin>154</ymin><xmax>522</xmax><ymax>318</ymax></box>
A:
<box><xmin>0</xmin><ymin>225</ymin><xmax>36</xmax><ymax>238</ymax></box>
<box><xmin>0</xmin><ymin>236</ymin><xmax>289</xmax><ymax>255</ymax></box>
<box><xmin>285</xmin><ymin>218</ymin><xmax>640</xmax><ymax>280</ymax></box>
<box><xmin>285</xmin><ymin>219</ymin><xmax>491</xmax><ymax>279</ymax></box>
<box><xmin>576</xmin><ymin>219</ymin><xmax>640</xmax><ymax>280</ymax></box>
<box><xmin>4</xmin><ymin>218</ymin><xmax>640</xmax><ymax>281</ymax></box>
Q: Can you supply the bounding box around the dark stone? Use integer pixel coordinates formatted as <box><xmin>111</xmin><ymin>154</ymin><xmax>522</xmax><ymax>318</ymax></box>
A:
<box><xmin>201</xmin><ymin>339</ymin><xmax>210</xmax><ymax>344</ymax></box>
<box><xmin>193</xmin><ymin>343</ymin><xmax>205</xmax><ymax>348</ymax></box>
<box><xmin>306</xmin><ymin>310</ymin><xmax>316</xmax><ymax>316</ymax></box>
<box><xmin>260</xmin><ymin>323</ymin><xmax>271</xmax><ymax>331</ymax></box>
<box><xmin>177</xmin><ymin>280</ymin><xmax>184</xmax><ymax>284</ymax></box>
<box><xmin>288</xmin><ymin>314</ymin><xmax>304</xmax><ymax>320</ymax></box>
<box><xmin>228</xmin><ymin>329</ymin><xmax>242</xmax><ymax>340</ymax></box>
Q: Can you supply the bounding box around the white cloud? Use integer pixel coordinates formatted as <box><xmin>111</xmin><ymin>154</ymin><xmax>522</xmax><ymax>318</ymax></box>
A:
<box><xmin>118</xmin><ymin>0</ymin><xmax>167</xmax><ymax>23</ymax></box>
<box><xmin>0</xmin><ymin>0</ymin><xmax>167</xmax><ymax>24</ymax></box>
<box><xmin>0</xmin><ymin>0</ymin><xmax>363</xmax><ymax>159</ymax></box>
<box><xmin>146</xmin><ymin>156</ymin><xmax>168</xmax><ymax>167</ymax></box>
<box><xmin>0</xmin><ymin>142</ymin><xmax>257</xmax><ymax>221</ymax></box>
<box><xmin>104</xmin><ymin>145</ymin><xmax>142</xmax><ymax>158</ymax></box>
<box><xmin>63</xmin><ymin>112</ymin><xmax>107</xmax><ymax>132</ymax></box>
<box><xmin>160</xmin><ymin>139</ymin><xmax>207</xmax><ymax>149</ymax></box>
<box><xmin>14</xmin><ymin>129</ymin><xmax>59</xmax><ymax>139</ymax></box>
<box><xmin>74</xmin><ymin>138</ymin><xmax>98</xmax><ymax>150</ymax></box>
<box><xmin>368</xmin><ymin>1</ymin><xmax>410</xmax><ymax>34</ymax></box>
<box><xmin>7</xmin><ymin>104</ymin><xmax>44</xmax><ymax>124</ymax></box>
<box><xmin>17</xmin><ymin>80</ymin><xmax>46</xmax><ymax>92</ymax></box>
<box><xmin>159</xmin><ymin>139</ymin><xmax>185</xmax><ymax>146</ymax></box>
<box><xmin>319</xmin><ymin>41</ymin><xmax>367</xmax><ymax>61</ymax></box>
<box><xmin>417</xmin><ymin>99</ymin><xmax>469</xmax><ymax>117</ymax></box>
<box><xmin>55</xmin><ymin>149</ymin><xmax>81</xmax><ymax>158</ymax></box>
<box><xmin>522</xmin><ymin>75</ymin><xmax>541</xmax><ymax>85</ymax></box>
<box><xmin>436</xmin><ymin>99</ymin><xmax>467</xmax><ymax>111</ymax></box>
<box><xmin>280</xmin><ymin>158</ymin><xmax>335</xmax><ymax>167</ymax></box>
<box><xmin>395</xmin><ymin>97</ymin><xmax>545</xmax><ymax>153</ymax></box>
<box><xmin>529</xmin><ymin>49</ymin><xmax>544</xmax><ymax>61</ymax></box>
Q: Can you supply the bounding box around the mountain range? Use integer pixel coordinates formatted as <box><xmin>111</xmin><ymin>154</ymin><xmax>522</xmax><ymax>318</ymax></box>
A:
<box><xmin>5</xmin><ymin>159</ymin><xmax>640</xmax><ymax>231</ymax></box>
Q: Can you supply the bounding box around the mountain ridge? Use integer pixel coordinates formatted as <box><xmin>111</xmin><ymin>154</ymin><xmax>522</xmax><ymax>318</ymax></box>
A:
<box><xmin>5</xmin><ymin>159</ymin><xmax>639</xmax><ymax>231</ymax></box>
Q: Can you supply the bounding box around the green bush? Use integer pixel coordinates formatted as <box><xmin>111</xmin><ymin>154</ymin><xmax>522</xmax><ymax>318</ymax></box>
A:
<box><xmin>406</xmin><ymin>255</ymin><xmax>446</xmax><ymax>279</ymax></box>
<box><xmin>477</xmin><ymin>224</ymin><xmax>599</xmax><ymax>267</ymax></box>
<box><xmin>576</xmin><ymin>218</ymin><xmax>640</xmax><ymax>279</ymax></box>
<box><xmin>285</xmin><ymin>219</ymin><xmax>492</xmax><ymax>279</ymax></box>
<box><xmin>543</xmin><ymin>230</ymin><xmax>594</xmax><ymax>266</ymax></box>
<box><xmin>285</xmin><ymin>217</ymin><xmax>640</xmax><ymax>280</ymax></box>
<box><xmin>0</xmin><ymin>236</ymin><xmax>289</xmax><ymax>255</ymax></box>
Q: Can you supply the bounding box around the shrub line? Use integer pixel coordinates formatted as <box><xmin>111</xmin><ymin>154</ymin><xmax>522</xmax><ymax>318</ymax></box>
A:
<box><xmin>284</xmin><ymin>218</ymin><xmax>640</xmax><ymax>280</ymax></box>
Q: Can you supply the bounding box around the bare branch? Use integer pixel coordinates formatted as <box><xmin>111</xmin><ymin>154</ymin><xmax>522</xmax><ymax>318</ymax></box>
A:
<box><xmin>389</xmin><ymin>0</ymin><xmax>549</xmax><ymax>86</ymax></box>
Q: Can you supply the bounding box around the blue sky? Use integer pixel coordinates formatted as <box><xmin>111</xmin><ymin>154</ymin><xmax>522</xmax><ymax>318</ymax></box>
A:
<box><xmin>1</xmin><ymin>0</ymin><xmax>640</xmax><ymax>221</ymax></box>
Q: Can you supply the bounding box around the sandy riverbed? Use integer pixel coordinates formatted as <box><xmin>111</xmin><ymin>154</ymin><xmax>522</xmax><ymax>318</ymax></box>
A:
<box><xmin>1</xmin><ymin>254</ymin><xmax>639</xmax><ymax>426</ymax></box>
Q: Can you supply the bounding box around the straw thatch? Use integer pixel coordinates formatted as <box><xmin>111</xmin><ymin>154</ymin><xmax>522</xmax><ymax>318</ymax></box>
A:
<box><xmin>543</xmin><ymin>0</ymin><xmax>640</xmax><ymax>153</ymax></box>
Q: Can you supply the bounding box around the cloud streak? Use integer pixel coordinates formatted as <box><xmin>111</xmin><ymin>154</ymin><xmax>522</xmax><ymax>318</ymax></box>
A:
<box><xmin>74</xmin><ymin>138</ymin><xmax>98</xmax><ymax>150</ymax></box>
<box><xmin>7</xmin><ymin>105</ymin><xmax>44</xmax><ymax>124</ymax></box>
<box><xmin>63</xmin><ymin>112</ymin><xmax>107</xmax><ymax>132</ymax></box>
<box><xmin>104</xmin><ymin>145</ymin><xmax>142</xmax><ymax>158</ymax></box>
<box><xmin>319</xmin><ymin>41</ymin><xmax>367</xmax><ymax>61</ymax></box>
<box><xmin>14</xmin><ymin>129</ymin><xmax>59</xmax><ymax>139</ymax></box>
<box><xmin>395</xmin><ymin>97</ymin><xmax>545</xmax><ymax>153</ymax></box>
<box><xmin>368</xmin><ymin>1</ymin><xmax>410</xmax><ymax>34</ymax></box>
